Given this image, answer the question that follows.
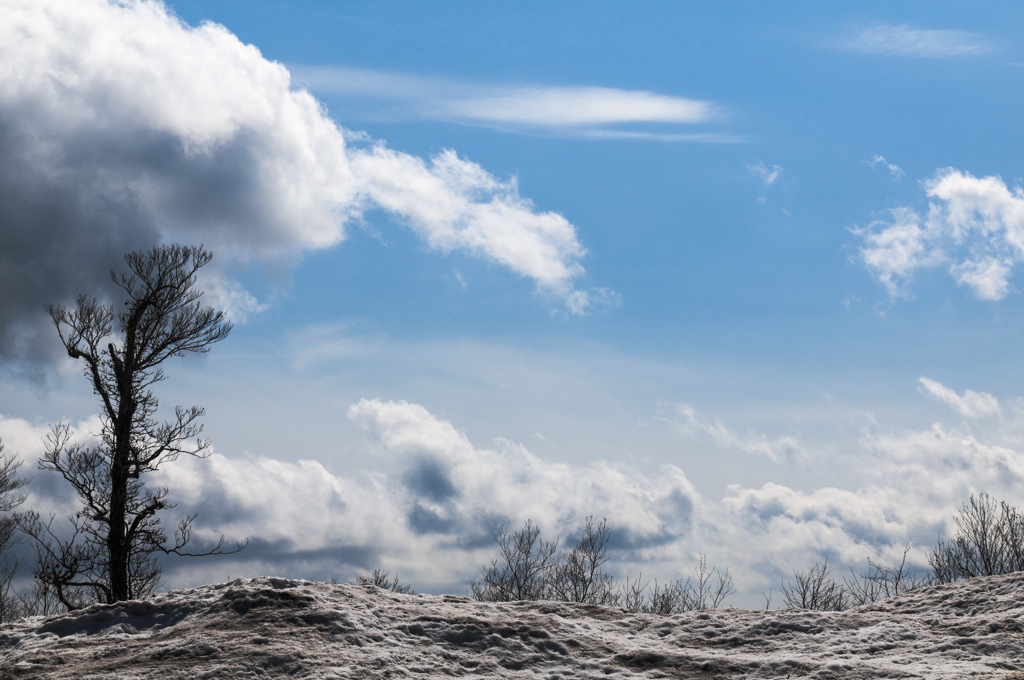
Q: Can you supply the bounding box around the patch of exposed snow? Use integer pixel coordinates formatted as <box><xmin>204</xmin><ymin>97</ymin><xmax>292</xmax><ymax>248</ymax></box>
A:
<box><xmin>1</xmin><ymin>573</ymin><xmax>1023</xmax><ymax>678</ymax></box>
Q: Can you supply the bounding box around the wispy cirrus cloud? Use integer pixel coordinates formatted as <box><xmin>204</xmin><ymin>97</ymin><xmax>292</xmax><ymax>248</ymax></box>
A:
<box><xmin>866</xmin><ymin>155</ymin><xmax>905</xmax><ymax>181</ymax></box>
<box><xmin>746</xmin><ymin>161</ymin><xmax>782</xmax><ymax>187</ymax></box>
<box><xmin>661</xmin><ymin>403</ymin><xmax>807</xmax><ymax>463</ymax></box>
<box><xmin>839</xmin><ymin>23</ymin><xmax>992</xmax><ymax>59</ymax></box>
<box><xmin>292</xmin><ymin>66</ymin><xmax>740</xmax><ymax>142</ymax></box>
<box><xmin>918</xmin><ymin>377</ymin><xmax>1001</xmax><ymax>419</ymax></box>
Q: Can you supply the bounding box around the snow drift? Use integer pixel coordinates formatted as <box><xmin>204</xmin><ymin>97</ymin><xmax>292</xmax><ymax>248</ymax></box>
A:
<box><xmin>2</xmin><ymin>573</ymin><xmax>1023</xmax><ymax>678</ymax></box>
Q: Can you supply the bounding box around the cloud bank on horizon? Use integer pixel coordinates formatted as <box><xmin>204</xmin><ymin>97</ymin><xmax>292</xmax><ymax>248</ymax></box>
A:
<box><xmin>4</xmin><ymin>373</ymin><xmax>1022</xmax><ymax>594</ymax></box>
<box><xmin>0</xmin><ymin>0</ymin><xmax>606</xmax><ymax>364</ymax></box>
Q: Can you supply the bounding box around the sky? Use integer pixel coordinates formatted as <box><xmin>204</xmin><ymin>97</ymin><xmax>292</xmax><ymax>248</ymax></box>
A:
<box><xmin>2</xmin><ymin>0</ymin><xmax>1024</xmax><ymax>607</ymax></box>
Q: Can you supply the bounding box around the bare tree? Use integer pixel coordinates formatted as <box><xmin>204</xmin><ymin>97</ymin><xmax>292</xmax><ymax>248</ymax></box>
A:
<box><xmin>356</xmin><ymin>568</ymin><xmax>415</xmax><ymax>594</ymax></box>
<box><xmin>550</xmin><ymin>516</ymin><xmax>617</xmax><ymax>605</ymax></box>
<box><xmin>470</xmin><ymin>520</ymin><xmax>559</xmax><ymax>601</ymax></box>
<box><xmin>28</xmin><ymin>245</ymin><xmax>245</xmax><ymax>607</ymax></box>
<box><xmin>929</xmin><ymin>494</ymin><xmax>1024</xmax><ymax>583</ymax></box>
<box><xmin>0</xmin><ymin>439</ymin><xmax>28</xmax><ymax>623</ymax></box>
<box><xmin>781</xmin><ymin>558</ymin><xmax>848</xmax><ymax>611</ymax></box>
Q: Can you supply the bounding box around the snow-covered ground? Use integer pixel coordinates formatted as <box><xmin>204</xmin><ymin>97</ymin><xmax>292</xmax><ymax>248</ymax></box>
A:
<box><xmin>1</xmin><ymin>573</ymin><xmax>1023</xmax><ymax>679</ymax></box>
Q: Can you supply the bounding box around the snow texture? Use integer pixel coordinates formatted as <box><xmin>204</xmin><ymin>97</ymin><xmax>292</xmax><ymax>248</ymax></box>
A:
<box><xmin>1</xmin><ymin>573</ymin><xmax>1023</xmax><ymax>678</ymax></box>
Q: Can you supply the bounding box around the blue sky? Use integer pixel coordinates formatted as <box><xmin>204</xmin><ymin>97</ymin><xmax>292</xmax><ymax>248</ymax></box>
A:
<box><xmin>2</xmin><ymin>0</ymin><xmax>1024</xmax><ymax>604</ymax></box>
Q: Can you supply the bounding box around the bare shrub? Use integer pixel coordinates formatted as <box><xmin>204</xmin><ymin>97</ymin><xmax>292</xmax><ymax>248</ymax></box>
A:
<box><xmin>646</xmin><ymin>579</ymin><xmax>683</xmax><ymax>615</ymax></box>
<box><xmin>777</xmin><ymin>546</ymin><xmax>932</xmax><ymax>612</ymax></box>
<box><xmin>781</xmin><ymin>558</ymin><xmax>848</xmax><ymax>611</ymax></box>
<box><xmin>470</xmin><ymin>520</ymin><xmax>559</xmax><ymax>601</ymax></box>
<box><xmin>929</xmin><ymin>494</ymin><xmax>1024</xmax><ymax>583</ymax></box>
<box><xmin>469</xmin><ymin>519</ymin><xmax>735</xmax><ymax>612</ymax></box>
<box><xmin>13</xmin><ymin>580</ymin><xmax>64</xmax><ymax>618</ymax></box>
<box><xmin>0</xmin><ymin>553</ymin><xmax>22</xmax><ymax>623</ymax></box>
<box><xmin>619</xmin><ymin>573</ymin><xmax>648</xmax><ymax>612</ymax></box>
<box><xmin>619</xmin><ymin>555</ymin><xmax>735</xmax><ymax>614</ymax></box>
<box><xmin>845</xmin><ymin>544</ymin><xmax>932</xmax><ymax>606</ymax></box>
<box><xmin>357</xmin><ymin>568</ymin><xmax>414</xmax><ymax>594</ymax></box>
<box><xmin>550</xmin><ymin>516</ymin><xmax>617</xmax><ymax>605</ymax></box>
<box><xmin>684</xmin><ymin>553</ymin><xmax>736</xmax><ymax>610</ymax></box>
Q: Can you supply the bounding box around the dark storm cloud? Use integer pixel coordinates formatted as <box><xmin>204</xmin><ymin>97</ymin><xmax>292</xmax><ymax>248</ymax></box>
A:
<box><xmin>403</xmin><ymin>459</ymin><xmax>458</xmax><ymax>503</ymax></box>
<box><xmin>0</xmin><ymin>121</ymin><xmax>158</xmax><ymax>363</ymax></box>
<box><xmin>0</xmin><ymin>0</ymin><xmax>595</xmax><ymax>369</ymax></box>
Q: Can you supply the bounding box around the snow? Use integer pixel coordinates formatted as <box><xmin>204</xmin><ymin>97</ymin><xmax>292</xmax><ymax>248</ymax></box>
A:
<box><xmin>1</xmin><ymin>573</ymin><xmax>1023</xmax><ymax>678</ymax></box>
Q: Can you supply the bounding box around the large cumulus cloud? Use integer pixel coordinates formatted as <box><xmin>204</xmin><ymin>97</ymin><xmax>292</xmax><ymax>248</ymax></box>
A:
<box><xmin>142</xmin><ymin>398</ymin><xmax>703</xmax><ymax>591</ymax></box>
<box><xmin>0</xmin><ymin>0</ymin><xmax>597</xmax><ymax>364</ymax></box>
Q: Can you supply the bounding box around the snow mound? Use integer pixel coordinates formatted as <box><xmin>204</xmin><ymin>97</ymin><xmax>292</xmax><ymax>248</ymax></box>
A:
<box><xmin>2</xmin><ymin>573</ymin><xmax>1024</xmax><ymax>678</ymax></box>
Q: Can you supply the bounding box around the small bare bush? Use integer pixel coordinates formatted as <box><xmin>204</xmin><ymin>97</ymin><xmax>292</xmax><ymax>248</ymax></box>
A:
<box><xmin>471</xmin><ymin>520</ymin><xmax>559</xmax><ymax>601</ymax></box>
<box><xmin>781</xmin><ymin>547</ymin><xmax>932</xmax><ymax>611</ymax></box>
<box><xmin>684</xmin><ymin>553</ymin><xmax>737</xmax><ymax>610</ymax></box>
<box><xmin>619</xmin><ymin>573</ymin><xmax>648</xmax><ymax>612</ymax></box>
<box><xmin>929</xmin><ymin>494</ymin><xmax>1024</xmax><ymax>583</ymax></box>
<box><xmin>619</xmin><ymin>555</ymin><xmax>735</xmax><ymax>614</ymax></box>
<box><xmin>470</xmin><ymin>518</ymin><xmax>734</xmax><ymax>612</ymax></box>
<box><xmin>550</xmin><ymin>516</ymin><xmax>617</xmax><ymax>606</ymax></box>
<box><xmin>357</xmin><ymin>568</ymin><xmax>414</xmax><ymax>594</ymax></box>
<box><xmin>781</xmin><ymin>558</ymin><xmax>848</xmax><ymax>611</ymax></box>
<box><xmin>845</xmin><ymin>544</ymin><xmax>932</xmax><ymax>606</ymax></box>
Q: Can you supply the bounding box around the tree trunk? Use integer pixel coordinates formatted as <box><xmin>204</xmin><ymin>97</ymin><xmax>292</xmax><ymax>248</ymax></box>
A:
<box><xmin>109</xmin><ymin>339</ymin><xmax>135</xmax><ymax>603</ymax></box>
<box><xmin>107</xmin><ymin>465</ymin><xmax>129</xmax><ymax>602</ymax></box>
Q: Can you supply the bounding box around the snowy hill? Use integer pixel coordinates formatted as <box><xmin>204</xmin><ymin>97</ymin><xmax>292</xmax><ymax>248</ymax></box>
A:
<box><xmin>2</xmin><ymin>573</ymin><xmax>1023</xmax><ymax>679</ymax></box>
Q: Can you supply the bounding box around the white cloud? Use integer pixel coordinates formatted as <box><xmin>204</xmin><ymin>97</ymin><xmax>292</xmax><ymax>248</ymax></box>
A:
<box><xmin>293</xmin><ymin>65</ymin><xmax>729</xmax><ymax>140</ymax></box>
<box><xmin>346</xmin><ymin>399</ymin><xmax>697</xmax><ymax>542</ymax></box>
<box><xmin>719</xmin><ymin>483</ymin><xmax>916</xmax><ymax>570</ymax></box>
<box><xmin>350</xmin><ymin>147</ymin><xmax>587</xmax><ymax>301</ymax></box>
<box><xmin>840</xmin><ymin>24</ymin><xmax>992</xmax><ymax>58</ymax></box>
<box><xmin>0</xmin><ymin>0</ymin><xmax>601</xmax><ymax>358</ymax></box>
<box><xmin>0</xmin><ymin>413</ymin><xmax>105</xmax><ymax>519</ymax></box>
<box><xmin>855</xmin><ymin>169</ymin><xmax>1024</xmax><ymax>300</ymax></box>
<box><xmin>449</xmin><ymin>87</ymin><xmax>713</xmax><ymax>127</ymax></box>
<box><xmin>866</xmin><ymin>155</ymin><xmax>905</xmax><ymax>181</ymax></box>
<box><xmin>918</xmin><ymin>377</ymin><xmax>1001</xmax><ymax>419</ymax></box>
<box><xmin>197</xmin><ymin>272</ymin><xmax>268</xmax><ymax>323</ymax></box>
<box><xmin>663</xmin><ymin>403</ymin><xmax>806</xmax><ymax>463</ymax></box>
<box><xmin>854</xmin><ymin>207</ymin><xmax>940</xmax><ymax>299</ymax></box>
<box><xmin>858</xmin><ymin>422</ymin><xmax>1024</xmax><ymax>502</ymax></box>
<box><xmin>714</xmin><ymin>411</ymin><xmax>1024</xmax><ymax>584</ymax></box>
<box><xmin>746</xmin><ymin>161</ymin><xmax>782</xmax><ymax>187</ymax></box>
<box><xmin>148</xmin><ymin>398</ymin><xmax>702</xmax><ymax>590</ymax></box>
